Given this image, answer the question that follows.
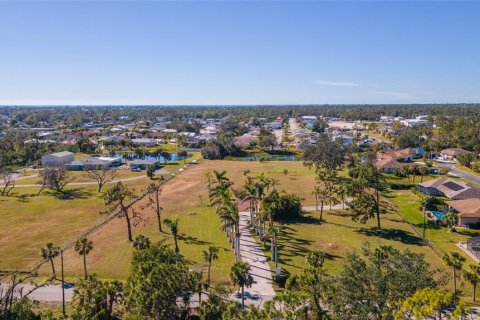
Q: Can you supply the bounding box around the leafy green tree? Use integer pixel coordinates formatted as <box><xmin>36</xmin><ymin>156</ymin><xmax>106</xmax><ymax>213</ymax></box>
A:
<box><xmin>327</xmin><ymin>243</ymin><xmax>439</xmax><ymax>320</ymax></box>
<box><xmin>311</xmin><ymin>119</ymin><xmax>328</xmax><ymax>133</ymax></box>
<box><xmin>3</xmin><ymin>297</ymin><xmax>40</xmax><ymax>320</ymax></box>
<box><xmin>74</xmin><ymin>236</ymin><xmax>93</xmax><ymax>280</ymax></box>
<box><xmin>146</xmin><ymin>165</ymin><xmax>155</xmax><ymax>179</ymax></box>
<box><xmin>230</xmin><ymin>262</ymin><xmax>254</xmax><ymax>309</ymax></box>
<box><xmin>39</xmin><ymin>165</ymin><xmax>74</xmax><ymax>193</ymax></box>
<box><xmin>258</xmin><ymin>128</ymin><xmax>277</xmax><ymax>150</ymax></box>
<box><xmin>394</xmin><ymin>288</ymin><xmax>454</xmax><ymax>320</ymax></box>
<box><xmin>463</xmin><ymin>264</ymin><xmax>480</xmax><ymax>302</ymax></box>
<box><xmin>102</xmin><ymin>182</ymin><xmax>139</xmax><ymax>242</ymax></box>
<box><xmin>202</xmin><ymin>245</ymin><xmax>219</xmax><ymax>288</ymax></box>
<box><xmin>125</xmin><ymin>242</ymin><xmax>200</xmax><ymax>319</ymax></box>
<box><xmin>199</xmin><ymin>286</ymin><xmax>233</xmax><ymax>320</ymax></box>
<box><xmin>303</xmin><ymin>133</ymin><xmax>346</xmax><ymax>172</ymax></box>
<box><xmin>262</xmin><ymin>290</ymin><xmax>310</xmax><ymax>320</ymax></box>
<box><xmin>347</xmin><ymin>161</ymin><xmax>384</xmax><ymax>230</ymax></box>
<box><xmin>40</xmin><ymin>242</ymin><xmax>60</xmax><ymax>279</ymax></box>
<box><xmin>286</xmin><ymin>251</ymin><xmax>329</xmax><ymax>319</ymax></box>
<box><xmin>443</xmin><ymin>252</ymin><xmax>466</xmax><ymax>300</ymax></box>
<box><xmin>72</xmin><ymin>274</ymin><xmax>123</xmax><ymax>320</ymax></box>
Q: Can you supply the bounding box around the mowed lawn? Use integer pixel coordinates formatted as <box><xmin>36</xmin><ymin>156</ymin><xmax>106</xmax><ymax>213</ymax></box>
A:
<box><xmin>264</xmin><ymin>209</ymin><xmax>445</xmax><ymax>279</ymax></box>
<box><xmin>38</xmin><ymin>160</ymin><xmax>318</xmax><ymax>282</ymax></box>
<box><xmin>0</xmin><ymin>185</ymin><xmax>106</xmax><ymax>270</ymax></box>
<box><xmin>388</xmin><ymin>189</ymin><xmax>480</xmax><ymax>258</ymax></box>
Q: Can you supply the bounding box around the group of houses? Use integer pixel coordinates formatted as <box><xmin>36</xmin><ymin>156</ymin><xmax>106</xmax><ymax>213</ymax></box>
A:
<box><xmin>41</xmin><ymin>151</ymin><xmax>162</xmax><ymax>171</ymax></box>
<box><xmin>375</xmin><ymin>147</ymin><xmax>471</xmax><ymax>173</ymax></box>
<box><xmin>41</xmin><ymin>151</ymin><xmax>125</xmax><ymax>170</ymax></box>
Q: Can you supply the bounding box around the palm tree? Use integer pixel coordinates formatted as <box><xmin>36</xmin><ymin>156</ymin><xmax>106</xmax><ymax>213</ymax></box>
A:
<box><xmin>420</xmin><ymin>196</ymin><xmax>435</xmax><ymax>239</ymax></box>
<box><xmin>218</xmin><ymin>200</ymin><xmax>241</xmax><ymax>262</ymax></box>
<box><xmin>242</xmin><ymin>177</ymin><xmax>259</xmax><ymax>226</ymax></box>
<box><xmin>74</xmin><ymin>236</ymin><xmax>93</xmax><ymax>279</ymax></box>
<box><xmin>463</xmin><ymin>264</ymin><xmax>480</xmax><ymax>302</ymax></box>
<box><xmin>445</xmin><ymin>211</ymin><xmax>459</xmax><ymax>233</ymax></box>
<box><xmin>443</xmin><ymin>252</ymin><xmax>466</xmax><ymax>300</ymax></box>
<box><xmin>40</xmin><ymin>242</ymin><xmax>60</xmax><ymax>279</ymax></box>
<box><xmin>164</xmin><ymin>218</ymin><xmax>180</xmax><ymax>263</ymax></box>
<box><xmin>262</xmin><ymin>188</ymin><xmax>280</xmax><ymax>254</ymax></box>
<box><xmin>268</xmin><ymin>226</ymin><xmax>280</xmax><ymax>269</ymax></box>
<box><xmin>202</xmin><ymin>245</ymin><xmax>219</xmax><ymax>288</ymax></box>
<box><xmin>230</xmin><ymin>262</ymin><xmax>254</xmax><ymax>309</ymax></box>
<box><xmin>133</xmin><ymin>234</ymin><xmax>151</xmax><ymax>250</ymax></box>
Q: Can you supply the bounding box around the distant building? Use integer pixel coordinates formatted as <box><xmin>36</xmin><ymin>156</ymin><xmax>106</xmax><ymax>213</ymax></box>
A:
<box><xmin>440</xmin><ymin>148</ymin><xmax>470</xmax><ymax>160</ymax></box>
<box><xmin>131</xmin><ymin>138</ymin><xmax>157</xmax><ymax>147</ymax></box>
<box><xmin>130</xmin><ymin>159</ymin><xmax>161</xmax><ymax>170</ymax></box>
<box><xmin>41</xmin><ymin>151</ymin><xmax>75</xmax><ymax>166</ymax></box>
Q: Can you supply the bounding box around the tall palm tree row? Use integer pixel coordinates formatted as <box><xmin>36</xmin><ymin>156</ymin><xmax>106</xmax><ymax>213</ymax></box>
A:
<box><xmin>208</xmin><ymin>170</ymin><xmax>241</xmax><ymax>262</ymax></box>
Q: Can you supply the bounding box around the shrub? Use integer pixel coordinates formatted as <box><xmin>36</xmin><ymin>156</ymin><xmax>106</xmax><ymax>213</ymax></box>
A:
<box><xmin>273</xmin><ymin>194</ymin><xmax>303</xmax><ymax>221</ymax></box>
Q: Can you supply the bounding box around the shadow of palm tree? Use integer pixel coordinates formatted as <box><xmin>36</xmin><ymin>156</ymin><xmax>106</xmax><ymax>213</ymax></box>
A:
<box><xmin>356</xmin><ymin>227</ymin><xmax>424</xmax><ymax>245</ymax></box>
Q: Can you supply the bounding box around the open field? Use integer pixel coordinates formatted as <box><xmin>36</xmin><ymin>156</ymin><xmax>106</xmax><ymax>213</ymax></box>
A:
<box><xmin>0</xmin><ymin>185</ymin><xmax>106</xmax><ymax>270</ymax></box>
<box><xmin>37</xmin><ymin>160</ymin><xmax>318</xmax><ymax>282</ymax></box>
<box><xmin>5</xmin><ymin>158</ymin><xmax>476</xmax><ymax>299</ymax></box>
<box><xmin>262</xmin><ymin>209</ymin><xmax>445</xmax><ymax>279</ymax></box>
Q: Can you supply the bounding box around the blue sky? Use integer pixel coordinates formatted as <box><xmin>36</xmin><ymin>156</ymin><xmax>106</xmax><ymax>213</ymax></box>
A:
<box><xmin>0</xmin><ymin>1</ymin><xmax>479</xmax><ymax>105</ymax></box>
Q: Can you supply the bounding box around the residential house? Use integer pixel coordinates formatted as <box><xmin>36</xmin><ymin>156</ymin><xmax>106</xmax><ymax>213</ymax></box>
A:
<box><xmin>445</xmin><ymin>198</ymin><xmax>480</xmax><ymax>226</ymax></box>
<box><xmin>440</xmin><ymin>148</ymin><xmax>470</xmax><ymax>160</ymax></box>
<box><xmin>130</xmin><ymin>159</ymin><xmax>161</xmax><ymax>170</ymax></box>
<box><xmin>417</xmin><ymin>178</ymin><xmax>480</xmax><ymax>200</ymax></box>
<box><xmin>234</xmin><ymin>134</ymin><xmax>258</xmax><ymax>148</ymax></box>
<box><xmin>131</xmin><ymin>138</ymin><xmax>157</xmax><ymax>147</ymax></box>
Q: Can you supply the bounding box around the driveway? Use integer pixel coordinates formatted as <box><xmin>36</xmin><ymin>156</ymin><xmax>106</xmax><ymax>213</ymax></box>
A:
<box><xmin>235</xmin><ymin>211</ymin><xmax>276</xmax><ymax>306</ymax></box>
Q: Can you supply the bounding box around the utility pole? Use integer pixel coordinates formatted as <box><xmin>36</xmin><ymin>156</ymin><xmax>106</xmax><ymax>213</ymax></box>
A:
<box><xmin>61</xmin><ymin>249</ymin><xmax>65</xmax><ymax>318</ymax></box>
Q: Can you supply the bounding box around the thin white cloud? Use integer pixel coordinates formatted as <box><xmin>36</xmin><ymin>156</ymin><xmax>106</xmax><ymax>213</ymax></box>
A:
<box><xmin>374</xmin><ymin>91</ymin><xmax>413</xmax><ymax>99</ymax></box>
<box><xmin>315</xmin><ymin>80</ymin><xmax>361</xmax><ymax>87</ymax></box>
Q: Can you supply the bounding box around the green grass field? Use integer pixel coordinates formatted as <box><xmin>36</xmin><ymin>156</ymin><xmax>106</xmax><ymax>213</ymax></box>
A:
<box><xmin>260</xmin><ymin>208</ymin><xmax>445</xmax><ymax>280</ymax></box>
<box><xmin>4</xmin><ymin>158</ymin><xmax>477</xmax><ymax>300</ymax></box>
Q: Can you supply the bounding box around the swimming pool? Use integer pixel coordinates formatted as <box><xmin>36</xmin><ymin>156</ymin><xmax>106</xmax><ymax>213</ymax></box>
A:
<box><xmin>432</xmin><ymin>211</ymin><xmax>446</xmax><ymax>220</ymax></box>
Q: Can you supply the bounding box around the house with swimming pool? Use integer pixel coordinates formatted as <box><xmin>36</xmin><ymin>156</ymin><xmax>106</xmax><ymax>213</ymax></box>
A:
<box><xmin>417</xmin><ymin>178</ymin><xmax>480</xmax><ymax>200</ymax></box>
<box><xmin>445</xmin><ymin>198</ymin><xmax>480</xmax><ymax>227</ymax></box>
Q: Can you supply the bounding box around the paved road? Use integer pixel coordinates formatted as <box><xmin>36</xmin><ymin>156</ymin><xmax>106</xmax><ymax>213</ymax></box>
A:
<box><xmin>449</xmin><ymin>166</ymin><xmax>480</xmax><ymax>185</ymax></box>
<box><xmin>288</xmin><ymin>117</ymin><xmax>298</xmax><ymax>132</ymax></box>
<box><xmin>273</xmin><ymin>129</ymin><xmax>283</xmax><ymax>145</ymax></box>
<box><xmin>1</xmin><ymin>283</ymin><xmax>74</xmax><ymax>302</ymax></box>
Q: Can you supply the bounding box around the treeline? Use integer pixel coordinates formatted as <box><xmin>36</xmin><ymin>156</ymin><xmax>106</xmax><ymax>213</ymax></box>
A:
<box><xmin>3</xmin><ymin>104</ymin><xmax>480</xmax><ymax>127</ymax></box>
